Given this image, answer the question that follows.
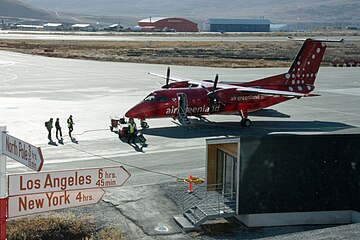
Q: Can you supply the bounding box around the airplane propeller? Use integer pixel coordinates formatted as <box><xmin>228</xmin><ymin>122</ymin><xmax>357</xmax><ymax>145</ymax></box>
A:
<box><xmin>162</xmin><ymin>67</ymin><xmax>171</xmax><ymax>89</ymax></box>
<box><xmin>166</xmin><ymin>67</ymin><xmax>170</xmax><ymax>86</ymax></box>
<box><xmin>207</xmin><ymin>74</ymin><xmax>219</xmax><ymax>109</ymax></box>
<box><xmin>213</xmin><ymin>74</ymin><xmax>219</xmax><ymax>89</ymax></box>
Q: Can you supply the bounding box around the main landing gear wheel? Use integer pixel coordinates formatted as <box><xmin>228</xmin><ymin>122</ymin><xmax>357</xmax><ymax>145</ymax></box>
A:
<box><xmin>140</xmin><ymin>120</ymin><xmax>149</xmax><ymax>129</ymax></box>
<box><xmin>241</xmin><ymin>119</ymin><xmax>251</xmax><ymax>127</ymax></box>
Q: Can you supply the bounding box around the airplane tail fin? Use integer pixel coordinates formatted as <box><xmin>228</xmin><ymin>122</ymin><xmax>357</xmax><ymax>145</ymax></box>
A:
<box><xmin>285</xmin><ymin>38</ymin><xmax>327</xmax><ymax>86</ymax></box>
<box><xmin>244</xmin><ymin>38</ymin><xmax>343</xmax><ymax>88</ymax></box>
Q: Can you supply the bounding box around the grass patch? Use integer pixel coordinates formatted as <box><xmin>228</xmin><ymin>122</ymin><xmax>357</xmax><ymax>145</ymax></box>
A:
<box><xmin>6</xmin><ymin>213</ymin><xmax>125</xmax><ymax>240</ymax></box>
<box><xmin>0</xmin><ymin>31</ymin><xmax>359</xmax><ymax>68</ymax></box>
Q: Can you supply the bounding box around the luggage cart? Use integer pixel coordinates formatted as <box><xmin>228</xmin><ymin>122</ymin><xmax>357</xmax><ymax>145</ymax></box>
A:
<box><xmin>110</xmin><ymin>117</ymin><xmax>120</xmax><ymax>132</ymax></box>
<box><xmin>110</xmin><ymin>117</ymin><xmax>129</xmax><ymax>139</ymax></box>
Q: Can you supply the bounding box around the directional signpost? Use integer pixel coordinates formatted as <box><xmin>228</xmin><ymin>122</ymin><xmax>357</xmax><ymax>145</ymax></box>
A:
<box><xmin>0</xmin><ymin>127</ymin><xmax>6</xmax><ymax>240</ymax></box>
<box><xmin>0</xmin><ymin>126</ymin><xmax>131</xmax><ymax>240</ymax></box>
<box><xmin>8</xmin><ymin>166</ymin><xmax>131</xmax><ymax>196</ymax></box>
<box><xmin>8</xmin><ymin>188</ymin><xmax>106</xmax><ymax>218</ymax></box>
<box><xmin>2</xmin><ymin>133</ymin><xmax>44</xmax><ymax>172</ymax></box>
<box><xmin>7</xmin><ymin>166</ymin><xmax>130</xmax><ymax>219</ymax></box>
<box><xmin>1</xmin><ymin>129</ymin><xmax>45</xmax><ymax>240</ymax></box>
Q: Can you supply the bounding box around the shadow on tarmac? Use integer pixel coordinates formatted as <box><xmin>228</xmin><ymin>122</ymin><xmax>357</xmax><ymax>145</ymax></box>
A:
<box><xmin>48</xmin><ymin>141</ymin><xmax>58</xmax><ymax>146</ymax></box>
<box><xmin>143</xmin><ymin>120</ymin><xmax>355</xmax><ymax>139</ymax></box>
<box><xmin>249</xmin><ymin>109</ymin><xmax>291</xmax><ymax>118</ymax></box>
<box><xmin>218</xmin><ymin>109</ymin><xmax>291</xmax><ymax>119</ymax></box>
<box><xmin>119</xmin><ymin>135</ymin><xmax>148</xmax><ymax>153</ymax></box>
<box><xmin>128</xmin><ymin>143</ymin><xmax>145</xmax><ymax>153</ymax></box>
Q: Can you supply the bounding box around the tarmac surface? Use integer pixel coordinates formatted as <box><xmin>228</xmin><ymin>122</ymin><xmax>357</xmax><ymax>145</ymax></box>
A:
<box><xmin>1</xmin><ymin>50</ymin><xmax>360</xmax><ymax>239</ymax></box>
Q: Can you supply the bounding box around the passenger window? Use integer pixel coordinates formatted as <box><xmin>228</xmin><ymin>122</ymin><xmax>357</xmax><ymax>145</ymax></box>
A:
<box><xmin>156</xmin><ymin>96</ymin><xmax>167</xmax><ymax>101</ymax></box>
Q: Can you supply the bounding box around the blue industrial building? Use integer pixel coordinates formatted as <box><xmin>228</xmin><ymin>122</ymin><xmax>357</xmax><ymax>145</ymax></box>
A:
<box><xmin>209</xmin><ymin>18</ymin><xmax>270</xmax><ymax>32</ymax></box>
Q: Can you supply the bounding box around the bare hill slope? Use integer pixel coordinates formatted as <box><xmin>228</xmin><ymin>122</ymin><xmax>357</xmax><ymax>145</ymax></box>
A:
<box><xmin>20</xmin><ymin>0</ymin><xmax>360</xmax><ymax>23</ymax></box>
<box><xmin>0</xmin><ymin>0</ymin><xmax>55</xmax><ymax>20</ymax></box>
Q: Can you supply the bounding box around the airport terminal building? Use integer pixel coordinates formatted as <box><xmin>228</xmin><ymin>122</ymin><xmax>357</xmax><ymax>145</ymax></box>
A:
<box><xmin>208</xmin><ymin>18</ymin><xmax>270</xmax><ymax>32</ymax></box>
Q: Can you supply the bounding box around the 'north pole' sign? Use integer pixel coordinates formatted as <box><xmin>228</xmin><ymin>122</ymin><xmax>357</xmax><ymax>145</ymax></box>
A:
<box><xmin>2</xmin><ymin>133</ymin><xmax>44</xmax><ymax>172</ymax></box>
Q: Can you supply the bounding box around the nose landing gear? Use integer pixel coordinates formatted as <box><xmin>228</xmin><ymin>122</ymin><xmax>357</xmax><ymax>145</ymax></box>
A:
<box><xmin>239</xmin><ymin>109</ymin><xmax>251</xmax><ymax>127</ymax></box>
<box><xmin>240</xmin><ymin>118</ymin><xmax>251</xmax><ymax>127</ymax></box>
<box><xmin>140</xmin><ymin>119</ymin><xmax>149</xmax><ymax>129</ymax></box>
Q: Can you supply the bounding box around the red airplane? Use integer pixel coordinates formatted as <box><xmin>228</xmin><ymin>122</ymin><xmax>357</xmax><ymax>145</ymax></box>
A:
<box><xmin>125</xmin><ymin>38</ymin><xmax>343</xmax><ymax>127</ymax></box>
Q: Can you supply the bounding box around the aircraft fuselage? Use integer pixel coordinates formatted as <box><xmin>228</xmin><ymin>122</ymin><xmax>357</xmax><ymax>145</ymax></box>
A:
<box><xmin>125</xmin><ymin>87</ymin><xmax>289</xmax><ymax>120</ymax></box>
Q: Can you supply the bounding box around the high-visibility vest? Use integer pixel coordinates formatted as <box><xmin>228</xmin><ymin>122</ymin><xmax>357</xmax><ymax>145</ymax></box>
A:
<box><xmin>129</xmin><ymin>123</ymin><xmax>135</xmax><ymax>134</ymax></box>
<box><xmin>67</xmin><ymin>118</ymin><xmax>73</xmax><ymax>128</ymax></box>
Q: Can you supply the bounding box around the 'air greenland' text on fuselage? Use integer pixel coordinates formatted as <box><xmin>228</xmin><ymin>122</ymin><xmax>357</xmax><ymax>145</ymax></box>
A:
<box><xmin>165</xmin><ymin>104</ymin><xmax>221</xmax><ymax>115</ymax></box>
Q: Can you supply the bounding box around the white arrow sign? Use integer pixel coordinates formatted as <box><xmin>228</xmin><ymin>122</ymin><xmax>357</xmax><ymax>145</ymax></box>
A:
<box><xmin>8</xmin><ymin>188</ymin><xmax>105</xmax><ymax>218</ymax></box>
<box><xmin>2</xmin><ymin>133</ymin><xmax>44</xmax><ymax>172</ymax></box>
<box><xmin>8</xmin><ymin>166</ymin><xmax>131</xmax><ymax>196</ymax></box>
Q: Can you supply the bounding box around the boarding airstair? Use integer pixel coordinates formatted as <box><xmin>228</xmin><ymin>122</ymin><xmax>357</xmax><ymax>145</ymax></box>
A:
<box><xmin>177</xmin><ymin>93</ymin><xmax>192</xmax><ymax>126</ymax></box>
<box><xmin>173</xmin><ymin>184</ymin><xmax>236</xmax><ymax>232</ymax></box>
<box><xmin>177</xmin><ymin>107</ymin><xmax>191</xmax><ymax>125</ymax></box>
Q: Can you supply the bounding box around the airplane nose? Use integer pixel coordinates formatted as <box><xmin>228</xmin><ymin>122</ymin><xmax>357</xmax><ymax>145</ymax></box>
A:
<box><xmin>125</xmin><ymin>106</ymin><xmax>139</xmax><ymax>118</ymax></box>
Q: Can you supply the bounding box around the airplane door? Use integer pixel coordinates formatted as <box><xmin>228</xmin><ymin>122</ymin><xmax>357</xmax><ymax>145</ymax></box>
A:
<box><xmin>216</xmin><ymin>150</ymin><xmax>238</xmax><ymax>201</ymax></box>
<box><xmin>223</xmin><ymin>153</ymin><xmax>237</xmax><ymax>200</ymax></box>
<box><xmin>177</xmin><ymin>93</ymin><xmax>188</xmax><ymax>115</ymax></box>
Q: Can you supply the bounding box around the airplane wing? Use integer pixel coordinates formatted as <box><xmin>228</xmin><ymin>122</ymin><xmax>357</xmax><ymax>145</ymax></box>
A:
<box><xmin>235</xmin><ymin>86</ymin><xmax>308</xmax><ymax>97</ymax></box>
<box><xmin>149</xmin><ymin>72</ymin><xmax>215</xmax><ymax>88</ymax></box>
<box><xmin>148</xmin><ymin>72</ymin><xmax>191</xmax><ymax>82</ymax></box>
<box><xmin>287</xmin><ymin>37</ymin><xmax>344</xmax><ymax>43</ymax></box>
<box><xmin>213</xmin><ymin>82</ymin><xmax>310</xmax><ymax>97</ymax></box>
<box><xmin>149</xmin><ymin>72</ymin><xmax>312</xmax><ymax>97</ymax></box>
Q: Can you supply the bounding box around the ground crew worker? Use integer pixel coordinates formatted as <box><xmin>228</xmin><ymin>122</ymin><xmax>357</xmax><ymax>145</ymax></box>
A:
<box><xmin>127</xmin><ymin>118</ymin><xmax>137</xmax><ymax>144</ymax></box>
<box><xmin>67</xmin><ymin>115</ymin><xmax>74</xmax><ymax>139</ymax></box>
<box><xmin>45</xmin><ymin>118</ymin><xmax>53</xmax><ymax>143</ymax></box>
<box><xmin>55</xmin><ymin>118</ymin><xmax>63</xmax><ymax>142</ymax></box>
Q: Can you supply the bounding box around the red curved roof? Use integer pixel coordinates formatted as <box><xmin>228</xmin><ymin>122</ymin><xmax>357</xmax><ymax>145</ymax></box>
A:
<box><xmin>138</xmin><ymin>17</ymin><xmax>198</xmax><ymax>32</ymax></box>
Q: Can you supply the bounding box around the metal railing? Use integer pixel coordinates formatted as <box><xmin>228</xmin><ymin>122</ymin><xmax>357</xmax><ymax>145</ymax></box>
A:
<box><xmin>178</xmin><ymin>183</ymin><xmax>208</xmax><ymax>212</ymax></box>
<box><xmin>177</xmin><ymin>107</ymin><xmax>191</xmax><ymax>124</ymax></box>
<box><xmin>177</xmin><ymin>183</ymin><xmax>236</xmax><ymax>226</ymax></box>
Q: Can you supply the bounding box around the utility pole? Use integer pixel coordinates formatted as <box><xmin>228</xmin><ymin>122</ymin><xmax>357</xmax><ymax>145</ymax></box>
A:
<box><xmin>0</xmin><ymin>126</ymin><xmax>7</xmax><ymax>240</ymax></box>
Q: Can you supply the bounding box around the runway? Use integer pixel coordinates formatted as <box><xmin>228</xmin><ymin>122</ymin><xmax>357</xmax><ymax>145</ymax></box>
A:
<box><xmin>1</xmin><ymin>50</ymin><xmax>360</xmax><ymax>188</ymax></box>
<box><xmin>1</xmin><ymin>31</ymin><xmax>360</xmax><ymax>42</ymax></box>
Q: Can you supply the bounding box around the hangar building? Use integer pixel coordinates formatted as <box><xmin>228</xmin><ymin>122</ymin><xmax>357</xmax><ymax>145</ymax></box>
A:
<box><xmin>138</xmin><ymin>17</ymin><xmax>198</xmax><ymax>32</ymax></box>
<box><xmin>209</xmin><ymin>18</ymin><xmax>270</xmax><ymax>32</ymax></box>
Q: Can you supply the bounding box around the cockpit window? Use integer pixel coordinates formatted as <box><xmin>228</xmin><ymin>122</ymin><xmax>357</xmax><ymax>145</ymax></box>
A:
<box><xmin>144</xmin><ymin>95</ymin><xmax>156</xmax><ymax>101</ymax></box>
<box><xmin>144</xmin><ymin>94</ymin><xmax>167</xmax><ymax>102</ymax></box>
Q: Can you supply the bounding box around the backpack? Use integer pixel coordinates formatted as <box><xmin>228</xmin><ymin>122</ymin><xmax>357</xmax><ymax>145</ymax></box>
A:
<box><xmin>45</xmin><ymin>121</ymin><xmax>48</xmax><ymax>128</ymax></box>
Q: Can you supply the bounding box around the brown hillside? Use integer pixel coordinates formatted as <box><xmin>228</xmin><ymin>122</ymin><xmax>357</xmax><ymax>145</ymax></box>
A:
<box><xmin>0</xmin><ymin>0</ymin><xmax>54</xmax><ymax>20</ymax></box>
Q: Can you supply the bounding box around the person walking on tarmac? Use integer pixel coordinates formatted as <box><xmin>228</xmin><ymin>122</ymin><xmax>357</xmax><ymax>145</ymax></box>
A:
<box><xmin>127</xmin><ymin>118</ymin><xmax>137</xmax><ymax>144</ymax></box>
<box><xmin>55</xmin><ymin>118</ymin><xmax>63</xmax><ymax>143</ymax></box>
<box><xmin>67</xmin><ymin>115</ymin><xmax>74</xmax><ymax>140</ymax></box>
<box><xmin>45</xmin><ymin>118</ymin><xmax>53</xmax><ymax>143</ymax></box>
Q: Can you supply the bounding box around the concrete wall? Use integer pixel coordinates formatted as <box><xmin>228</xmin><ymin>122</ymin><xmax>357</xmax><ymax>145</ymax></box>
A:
<box><xmin>237</xmin><ymin>211</ymin><xmax>353</xmax><ymax>227</ymax></box>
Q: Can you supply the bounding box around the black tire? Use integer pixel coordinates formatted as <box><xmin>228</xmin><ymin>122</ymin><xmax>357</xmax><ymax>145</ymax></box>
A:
<box><xmin>241</xmin><ymin>119</ymin><xmax>251</xmax><ymax>127</ymax></box>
